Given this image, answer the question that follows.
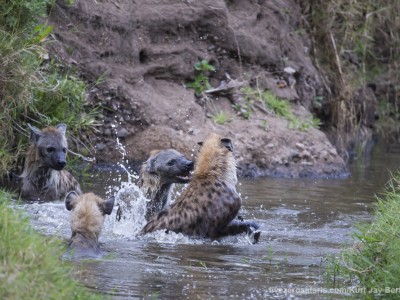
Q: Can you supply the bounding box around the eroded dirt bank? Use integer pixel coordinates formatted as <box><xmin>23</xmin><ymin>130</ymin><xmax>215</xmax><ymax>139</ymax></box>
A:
<box><xmin>47</xmin><ymin>0</ymin><xmax>349</xmax><ymax>177</ymax></box>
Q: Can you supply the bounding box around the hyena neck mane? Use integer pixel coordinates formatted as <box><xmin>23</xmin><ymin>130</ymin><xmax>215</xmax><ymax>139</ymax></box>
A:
<box><xmin>195</xmin><ymin>133</ymin><xmax>237</xmax><ymax>187</ymax></box>
<box><xmin>139</xmin><ymin>172</ymin><xmax>173</xmax><ymax>212</ymax></box>
<box><xmin>22</xmin><ymin>145</ymin><xmax>61</xmax><ymax>192</ymax></box>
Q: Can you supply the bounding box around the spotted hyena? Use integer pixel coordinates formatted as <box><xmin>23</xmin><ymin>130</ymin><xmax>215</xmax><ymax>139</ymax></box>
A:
<box><xmin>19</xmin><ymin>124</ymin><xmax>82</xmax><ymax>201</ymax></box>
<box><xmin>139</xmin><ymin>133</ymin><xmax>260</xmax><ymax>243</ymax></box>
<box><xmin>64</xmin><ymin>191</ymin><xmax>115</xmax><ymax>259</ymax></box>
<box><xmin>116</xmin><ymin>149</ymin><xmax>194</xmax><ymax>221</ymax></box>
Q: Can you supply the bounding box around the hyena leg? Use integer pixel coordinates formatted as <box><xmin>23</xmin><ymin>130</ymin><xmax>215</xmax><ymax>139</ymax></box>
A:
<box><xmin>219</xmin><ymin>220</ymin><xmax>261</xmax><ymax>244</ymax></box>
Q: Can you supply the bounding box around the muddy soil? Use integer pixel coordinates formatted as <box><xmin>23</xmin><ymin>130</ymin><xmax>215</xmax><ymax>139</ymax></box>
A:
<box><xmin>47</xmin><ymin>0</ymin><xmax>348</xmax><ymax>177</ymax></box>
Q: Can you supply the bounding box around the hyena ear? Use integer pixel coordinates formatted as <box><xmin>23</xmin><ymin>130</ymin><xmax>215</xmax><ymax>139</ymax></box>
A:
<box><xmin>28</xmin><ymin>124</ymin><xmax>43</xmax><ymax>144</ymax></box>
<box><xmin>220</xmin><ymin>138</ymin><xmax>233</xmax><ymax>152</ymax></box>
<box><xmin>65</xmin><ymin>191</ymin><xmax>79</xmax><ymax>211</ymax></box>
<box><xmin>149</xmin><ymin>149</ymin><xmax>161</xmax><ymax>157</ymax></box>
<box><xmin>56</xmin><ymin>124</ymin><xmax>67</xmax><ymax>135</ymax></box>
<box><xmin>102</xmin><ymin>196</ymin><xmax>115</xmax><ymax>215</ymax></box>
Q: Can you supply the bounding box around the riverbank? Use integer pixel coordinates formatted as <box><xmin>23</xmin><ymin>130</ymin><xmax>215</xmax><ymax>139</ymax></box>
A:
<box><xmin>331</xmin><ymin>173</ymin><xmax>400</xmax><ymax>298</ymax></box>
<box><xmin>0</xmin><ymin>190</ymin><xmax>104</xmax><ymax>300</ymax></box>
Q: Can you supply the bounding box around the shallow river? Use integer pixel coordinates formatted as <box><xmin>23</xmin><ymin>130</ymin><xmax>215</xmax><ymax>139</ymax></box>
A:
<box><xmin>11</xmin><ymin>142</ymin><xmax>400</xmax><ymax>299</ymax></box>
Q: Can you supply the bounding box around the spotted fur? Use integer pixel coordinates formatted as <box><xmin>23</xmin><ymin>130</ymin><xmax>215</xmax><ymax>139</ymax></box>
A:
<box><xmin>19</xmin><ymin>124</ymin><xmax>82</xmax><ymax>201</ymax></box>
<box><xmin>139</xmin><ymin>133</ymin><xmax>260</xmax><ymax>242</ymax></box>
<box><xmin>64</xmin><ymin>192</ymin><xmax>114</xmax><ymax>259</ymax></box>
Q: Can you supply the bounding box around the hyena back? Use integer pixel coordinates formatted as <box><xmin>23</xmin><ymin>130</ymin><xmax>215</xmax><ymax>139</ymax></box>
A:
<box><xmin>19</xmin><ymin>124</ymin><xmax>82</xmax><ymax>201</ymax></box>
<box><xmin>140</xmin><ymin>133</ymin><xmax>260</xmax><ymax>242</ymax></box>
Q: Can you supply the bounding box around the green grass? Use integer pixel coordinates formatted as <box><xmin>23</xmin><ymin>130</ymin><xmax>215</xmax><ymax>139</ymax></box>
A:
<box><xmin>326</xmin><ymin>173</ymin><xmax>400</xmax><ymax>298</ymax></box>
<box><xmin>0</xmin><ymin>190</ymin><xmax>104</xmax><ymax>300</ymax></box>
<box><xmin>238</xmin><ymin>86</ymin><xmax>321</xmax><ymax>131</ymax></box>
<box><xmin>262</xmin><ymin>91</ymin><xmax>292</xmax><ymax>118</ymax></box>
<box><xmin>213</xmin><ymin>111</ymin><xmax>231</xmax><ymax>125</ymax></box>
<box><xmin>0</xmin><ymin>0</ymin><xmax>99</xmax><ymax>176</ymax></box>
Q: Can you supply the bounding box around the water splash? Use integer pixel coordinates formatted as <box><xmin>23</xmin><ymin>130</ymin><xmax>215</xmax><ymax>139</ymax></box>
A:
<box><xmin>104</xmin><ymin>181</ymin><xmax>148</xmax><ymax>238</ymax></box>
<box><xmin>18</xmin><ymin>201</ymin><xmax>70</xmax><ymax>238</ymax></box>
<box><xmin>97</xmin><ymin>127</ymin><xmax>147</xmax><ymax>237</ymax></box>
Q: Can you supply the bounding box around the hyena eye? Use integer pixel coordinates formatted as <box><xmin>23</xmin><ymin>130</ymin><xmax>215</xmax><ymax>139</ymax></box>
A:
<box><xmin>167</xmin><ymin>159</ymin><xmax>175</xmax><ymax>166</ymax></box>
<box><xmin>46</xmin><ymin>147</ymin><xmax>55</xmax><ymax>153</ymax></box>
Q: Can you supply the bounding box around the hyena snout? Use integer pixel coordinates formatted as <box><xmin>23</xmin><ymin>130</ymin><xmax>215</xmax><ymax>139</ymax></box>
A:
<box><xmin>184</xmin><ymin>160</ymin><xmax>194</xmax><ymax>171</ymax></box>
<box><xmin>173</xmin><ymin>157</ymin><xmax>194</xmax><ymax>183</ymax></box>
<box><xmin>51</xmin><ymin>152</ymin><xmax>67</xmax><ymax>170</ymax></box>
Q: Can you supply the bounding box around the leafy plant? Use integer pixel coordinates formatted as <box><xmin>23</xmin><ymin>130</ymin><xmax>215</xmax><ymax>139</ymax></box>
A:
<box><xmin>0</xmin><ymin>0</ymin><xmax>54</xmax><ymax>32</ymax></box>
<box><xmin>186</xmin><ymin>60</ymin><xmax>215</xmax><ymax>96</ymax></box>
<box><xmin>0</xmin><ymin>0</ymin><xmax>100</xmax><ymax>175</ymax></box>
<box><xmin>32</xmin><ymin>69</ymin><xmax>100</xmax><ymax>135</ymax></box>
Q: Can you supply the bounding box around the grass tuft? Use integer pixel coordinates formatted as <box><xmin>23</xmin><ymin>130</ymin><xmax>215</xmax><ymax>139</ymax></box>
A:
<box><xmin>213</xmin><ymin>111</ymin><xmax>231</xmax><ymax>125</ymax></box>
<box><xmin>0</xmin><ymin>190</ymin><xmax>103</xmax><ymax>300</ymax></box>
<box><xmin>326</xmin><ymin>173</ymin><xmax>400</xmax><ymax>298</ymax></box>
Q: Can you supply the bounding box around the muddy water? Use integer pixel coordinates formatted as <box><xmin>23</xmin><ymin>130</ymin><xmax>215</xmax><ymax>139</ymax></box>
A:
<box><xmin>12</xmin><ymin>142</ymin><xmax>400</xmax><ymax>299</ymax></box>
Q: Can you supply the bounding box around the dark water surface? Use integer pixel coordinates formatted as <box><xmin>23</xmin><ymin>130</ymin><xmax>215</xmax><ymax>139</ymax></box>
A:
<box><xmin>9</xmin><ymin>142</ymin><xmax>400</xmax><ymax>299</ymax></box>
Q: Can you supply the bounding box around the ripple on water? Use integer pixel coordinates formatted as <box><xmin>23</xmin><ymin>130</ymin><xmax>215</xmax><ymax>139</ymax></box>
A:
<box><xmin>11</xmin><ymin>141</ymin><xmax>400</xmax><ymax>299</ymax></box>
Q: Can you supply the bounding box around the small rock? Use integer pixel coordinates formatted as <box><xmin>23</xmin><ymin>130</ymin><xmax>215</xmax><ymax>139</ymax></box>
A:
<box><xmin>300</xmin><ymin>150</ymin><xmax>311</xmax><ymax>159</ymax></box>
<box><xmin>103</xmin><ymin>128</ymin><xmax>112</xmax><ymax>136</ymax></box>
<box><xmin>284</xmin><ymin>67</ymin><xmax>296</xmax><ymax>74</ymax></box>
<box><xmin>95</xmin><ymin>143</ymin><xmax>107</xmax><ymax>151</ymax></box>
<box><xmin>296</xmin><ymin>142</ymin><xmax>306</xmax><ymax>150</ymax></box>
<box><xmin>329</xmin><ymin>148</ymin><xmax>338</xmax><ymax>156</ymax></box>
<box><xmin>290</xmin><ymin>149</ymin><xmax>300</xmax><ymax>158</ymax></box>
<box><xmin>117</xmin><ymin>128</ymin><xmax>129</xmax><ymax>138</ymax></box>
<box><xmin>111</xmin><ymin>101</ymin><xmax>120</xmax><ymax>111</ymax></box>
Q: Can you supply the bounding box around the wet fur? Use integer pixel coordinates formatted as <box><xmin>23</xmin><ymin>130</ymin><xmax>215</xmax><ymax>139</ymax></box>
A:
<box><xmin>138</xmin><ymin>149</ymin><xmax>193</xmax><ymax>220</ymax></box>
<box><xmin>20</xmin><ymin>124</ymin><xmax>82</xmax><ymax>201</ymax></box>
<box><xmin>139</xmin><ymin>133</ymin><xmax>260</xmax><ymax>241</ymax></box>
<box><xmin>65</xmin><ymin>192</ymin><xmax>114</xmax><ymax>259</ymax></box>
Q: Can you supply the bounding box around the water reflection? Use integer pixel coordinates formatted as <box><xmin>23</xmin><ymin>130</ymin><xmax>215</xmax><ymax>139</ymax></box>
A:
<box><xmin>7</xmin><ymin>141</ymin><xmax>400</xmax><ymax>299</ymax></box>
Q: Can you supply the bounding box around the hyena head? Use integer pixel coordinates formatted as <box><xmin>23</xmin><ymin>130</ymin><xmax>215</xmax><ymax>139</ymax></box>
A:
<box><xmin>195</xmin><ymin>133</ymin><xmax>237</xmax><ymax>186</ymax></box>
<box><xmin>65</xmin><ymin>192</ymin><xmax>115</xmax><ymax>241</ymax></box>
<box><xmin>28</xmin><ymin>123</ymin><xmax>68</xmax><ymax>171</ymax></box>
<box><xmin>142</xmin><ymin>149</ymin><xmax>194</xmax><ymax>185</ymax></box>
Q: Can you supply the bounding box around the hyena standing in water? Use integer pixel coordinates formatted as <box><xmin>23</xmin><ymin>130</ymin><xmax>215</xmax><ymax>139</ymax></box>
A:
<box><xmin>139</xmin><ymin>133</ymin><xmax>260</xmax><ymax>243</ymax></box>
<box><xmin>64</xmin><ymin>191</ymin><xmax>115</xmax><ymax>259</ymax></box>
<box><xmin>19</xmin><ymin>124</ymin><xmax>82</xmax><ymax>201</ymax></box>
